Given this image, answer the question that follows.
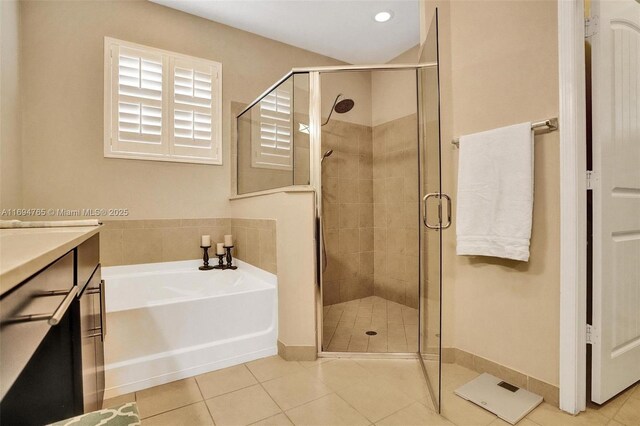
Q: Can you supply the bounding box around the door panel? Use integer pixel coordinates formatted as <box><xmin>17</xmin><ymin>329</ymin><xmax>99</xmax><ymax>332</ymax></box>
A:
<box><xmin>418</xmin><ymin>9</ymin><xmax>444</xmax><ymax>413</ymax></box>
<box><xmin>590</xmin><ymin>0</ymin><xmax>640</xmax><ymax>404</ymax></box>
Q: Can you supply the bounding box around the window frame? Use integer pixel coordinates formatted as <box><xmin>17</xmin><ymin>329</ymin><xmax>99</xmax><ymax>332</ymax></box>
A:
<box><xmin>104</xmin><ymin>37</ymin><xmax>223</xmax><ymax>165</ymax></box>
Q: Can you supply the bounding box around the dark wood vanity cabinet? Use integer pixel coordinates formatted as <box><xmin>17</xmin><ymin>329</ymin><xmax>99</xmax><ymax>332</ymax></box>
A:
<box><xmin>0</xmin><ymin>233</ymin><xmax>104</xmax><ymax>424</ymax></box>
<box><xmin>0</xmin><ymin>251</ymin><xmax>78</xmax><ymax>425</ymax></box>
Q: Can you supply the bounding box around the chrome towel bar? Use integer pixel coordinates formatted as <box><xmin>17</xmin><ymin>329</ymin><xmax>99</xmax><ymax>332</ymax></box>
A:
<box><xmin>451</xmin><ymin>117</ymin><xmax>559</xmax><ymax>147</ymax></box>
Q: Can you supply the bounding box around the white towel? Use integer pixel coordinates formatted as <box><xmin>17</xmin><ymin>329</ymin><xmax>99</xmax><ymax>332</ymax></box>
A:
<box><xmin>0</xmin><ymin>219</ymin><xmax>101</xmax><ymax>229</ymax></box>
<box><xmin>456</xmin><ymin>122</ymin><xmax>534</xmax><ymax>261</ymax></box>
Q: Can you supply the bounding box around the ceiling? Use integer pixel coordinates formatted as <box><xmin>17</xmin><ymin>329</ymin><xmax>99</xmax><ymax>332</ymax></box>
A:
<box><xmin>149</xmin><ymin>0</ymin><xmax>420</xmax><ymax>64</ymax></box>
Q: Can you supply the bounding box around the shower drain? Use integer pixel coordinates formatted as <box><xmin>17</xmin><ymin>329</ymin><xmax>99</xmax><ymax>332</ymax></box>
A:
<box><xmin>365</xmin><ymin>331</ymin><xmax>377</xmax><ymax>336</ymax></box>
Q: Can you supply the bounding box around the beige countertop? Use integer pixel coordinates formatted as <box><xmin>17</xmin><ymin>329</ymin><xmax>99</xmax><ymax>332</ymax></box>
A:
<box><xmin>0</xmin><ymin>226</ymin><xmax>101</xmax><ymax>297</ymax></box>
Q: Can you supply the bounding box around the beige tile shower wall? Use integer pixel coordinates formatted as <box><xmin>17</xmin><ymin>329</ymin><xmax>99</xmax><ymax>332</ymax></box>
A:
<box><xmin>371</xmin><ymin>114</ymin><xmax>420</xmax><ymax>309</ymax></box>
<box><xmin>321</xmin><ymin>119</ymin><xmax>374</xmax><ymax>305</ymax></box>
<box><xmin>100</xmin><ymin>218</ymin><xmax>277</xmax><ymax>274</ymax></box>
<box><xmin>230</xmin><ymin>219</ymin><xmax>277</xmax><ymax>274</ymax></box>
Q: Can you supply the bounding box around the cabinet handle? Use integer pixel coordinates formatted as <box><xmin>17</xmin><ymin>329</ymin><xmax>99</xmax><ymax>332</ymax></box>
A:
<box><xmin>99</xmin><ymin>280</ymin><xmax>106</xmax><ymax>340</ymax></box>
<box><xmin>8</xmin><ymin>286</ymin><xmax>79</xmax><ymax>325</ymax></box>
<box><xmin>48</xmin><ymin>287</ymin><xmax>79</xmax><ymax>326</ymax></box>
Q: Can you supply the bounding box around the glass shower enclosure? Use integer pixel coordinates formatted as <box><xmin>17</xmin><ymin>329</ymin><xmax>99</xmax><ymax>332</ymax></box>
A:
<box><xmin>236</xmin><ymin>15</ymin><xmax>445</xmax><ymax>412</ymax></box>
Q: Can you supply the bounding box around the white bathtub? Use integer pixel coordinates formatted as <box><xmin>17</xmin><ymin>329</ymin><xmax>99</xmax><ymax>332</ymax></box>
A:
<box><xmin>102</xmin><ymin>259</ymin><xmax>277</xmax><ymax>398</ymax></box>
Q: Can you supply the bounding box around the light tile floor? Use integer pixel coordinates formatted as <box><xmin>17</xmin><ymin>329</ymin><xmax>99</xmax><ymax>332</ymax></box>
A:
<box><xmin>102</xmin><ymin>356</ymin><xmax>640</xmax><ymax>425</ymax></box>
<box><xmin>323</xmin><ymin>296</ymin><xmax>419</xmax><ymax>353</ymax></box>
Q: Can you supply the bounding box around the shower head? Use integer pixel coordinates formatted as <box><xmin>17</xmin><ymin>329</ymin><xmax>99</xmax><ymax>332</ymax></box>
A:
<box><xmin>334</xmin><ymin>98</ymin><xmax>355</xmax><ymax>114</ymax></box>
<box><xmin>322</xmin><ymin>94</ymin><xmax>355</xmax><ymax>126</ymax></box>
<box><xmin>321</xmin><ymin>149</ymin><xmax>334</xmax><ymax>163</ymax></box>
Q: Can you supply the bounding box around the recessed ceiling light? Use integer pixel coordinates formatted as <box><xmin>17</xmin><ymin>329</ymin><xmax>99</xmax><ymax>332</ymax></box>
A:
<box><xmin>374</xmin><ymin>11</ymin><xmax>393</xmax><ymax>23</ymax></box>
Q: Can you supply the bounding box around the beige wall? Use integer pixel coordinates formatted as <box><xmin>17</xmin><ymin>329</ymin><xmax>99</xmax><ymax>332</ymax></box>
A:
<box><xmin>422</xmin><ymin>1</ymin><xmax>561</xmax><ymax>387</ymax></box>
<box><xmin>0</xmin><ymin>0</ymin><xmax>22</xmax><ymax>210</ymax></box>
<box><xmin>371</xmin><ymin>69</ymin><xmax>417</xmax><ymax>126</ymax></box>
<box><xmin>19</xmin><ymin>0</ymin><xmax>344</xmax><ymax>219</ymax></box>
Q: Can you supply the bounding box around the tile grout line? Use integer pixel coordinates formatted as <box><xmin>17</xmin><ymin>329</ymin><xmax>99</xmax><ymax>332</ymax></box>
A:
<box><xmin>603</xmin><ymin>387</ymin><xmax>635</xmax><ymax>423</ymax></box>
<box><xmin>195</xmin><ymin>365</ymin><xmax>265</xmax><ymax>400</ymax></box>
<box><xmin>243</xmin><ymin>359</ymin><xmax>293</xmax><ymax>424</ymax></box>
<box><xmin>331</xmin><ymin>357</ymin><xmax>419</xmax><ymax>424</ymax></box>
<box><xmin>139</xmin><ymin>399</ymin><xmax>208</xmax><ymax>422</ymax></box>
<box><xmin>372</xmin><ymin>398</ymin><xmax>423</xmax><ymax>425</ymax></box>
<box><xmin>193</xmin><ymin>374</ymin><xmax>217</xmax><ymax>425</ymax></box>
<box><xmin>325</xmin><ymin>305</ymin><xmax>346</xmax><ymax>350</ymax></box>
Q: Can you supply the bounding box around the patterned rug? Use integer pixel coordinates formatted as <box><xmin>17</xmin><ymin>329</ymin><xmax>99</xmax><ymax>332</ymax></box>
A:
<box><xmin>49</xmin><ymin>402</ymin><xmax>141</xmax><ymax>426</ymax></box>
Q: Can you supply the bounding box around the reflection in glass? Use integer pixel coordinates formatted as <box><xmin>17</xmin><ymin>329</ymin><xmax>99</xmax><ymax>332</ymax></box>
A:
<box><xmin>237</xmin><ymin>74</ymin><xmax>310</xmax><ymax>194</ymax></box>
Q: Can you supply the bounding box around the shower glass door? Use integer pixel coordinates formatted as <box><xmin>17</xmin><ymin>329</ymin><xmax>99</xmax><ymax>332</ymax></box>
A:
<box><xmin>418</xmin><ymin>11</ymin><xmax>444</xmax><ymax>413</ymax></box>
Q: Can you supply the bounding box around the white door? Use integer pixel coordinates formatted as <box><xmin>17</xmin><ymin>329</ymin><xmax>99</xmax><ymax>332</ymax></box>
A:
<box><xmin>590</xmin><ymin>0</ymin><xmax>640</xmax><ymax>404</ymax></box>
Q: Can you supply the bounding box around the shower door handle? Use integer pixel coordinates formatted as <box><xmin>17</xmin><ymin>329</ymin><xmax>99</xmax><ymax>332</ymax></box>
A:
<box><xmin>423</xmin><ymin>193</ymin><xmax>440</xmax><ymax>230</ymax></box>
<box><xmin>422</xmin><ymin>193</ymin><xmax>452</xmax><ymax>230</ymax></box>
<box><xmin>441</xmin><ymin>194</ymin><xmax>452</xmax><ymax>229</ymax></box>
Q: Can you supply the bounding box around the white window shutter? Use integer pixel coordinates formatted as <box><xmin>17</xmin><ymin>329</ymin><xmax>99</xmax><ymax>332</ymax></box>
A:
<box><xmin>251</xmin><ymin>87</ymin><xmax>293</xmax><ymax>170</ymax></box>
<box><xmin>169</xmin><ymin>57</ymin><xmax>221</xmax><ymax>163</ymax></box>
<box><xmin>105</xmin><ymin>38</ymin><xmax>222</xmax><ymax>165</ymax></box>
<box><xmin>111</xmin><ymin>45</ymin><xmax>167</xmax><ymax>156</ymax></box>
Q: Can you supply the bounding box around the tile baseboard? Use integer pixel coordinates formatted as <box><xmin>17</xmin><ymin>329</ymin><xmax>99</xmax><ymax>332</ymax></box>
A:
<box><xmin>277</xmin><ymin>341</ymin><xmax>317</xmax><ymax>361</ymax></box>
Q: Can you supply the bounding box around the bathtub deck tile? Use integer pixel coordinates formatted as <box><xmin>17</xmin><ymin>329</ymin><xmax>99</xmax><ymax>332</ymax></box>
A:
<box><xmin>135</xmin><ymin>377</ymin><xmax>203</xmax><ymax>419</ymax></box>
<box><xmin>196</xmin><ymin>364</ymin><xmax>258</xmax><ymax>399</ymax></box>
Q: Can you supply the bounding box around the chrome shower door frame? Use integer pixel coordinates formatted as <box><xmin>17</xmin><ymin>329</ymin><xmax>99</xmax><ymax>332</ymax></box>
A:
<box><xmin>308</xmin><ymin>65</ymin><xmax>443</xmax><ymax>411</ymax></box>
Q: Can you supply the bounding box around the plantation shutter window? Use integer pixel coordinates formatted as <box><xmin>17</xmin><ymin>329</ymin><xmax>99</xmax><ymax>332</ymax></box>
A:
<box><xmin>105</xmin><ymin>38</ymin><xmax>222</xmax><ymax>165</ymax></box>
<box><xmin>251</xmin><ymin>84</ymin><xmax>294</xmax><ymax>170</ymax></box>
<box><xmin>170</xmin><ymin>58</ymin><xmax>219</xmax><ymax>160</ymax></box>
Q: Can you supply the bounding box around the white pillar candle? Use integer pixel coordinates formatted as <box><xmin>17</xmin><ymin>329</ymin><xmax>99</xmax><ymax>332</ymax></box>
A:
<box><xmin>201</xmin><ymin>235</ymin><xmax>211</xmax><ymax>247</ymax></box>
<box><xmin>216</xmin><ymin>243</ymin><xmax>225</xmax><ymax>255</ymax></box>
<box><xmin>224</xmin><ymin>234</ymin><xmax>233</xmax><ymax>247</ymax></box>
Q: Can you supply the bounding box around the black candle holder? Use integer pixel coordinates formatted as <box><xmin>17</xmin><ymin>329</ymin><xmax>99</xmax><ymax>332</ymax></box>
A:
<box><xmin>199</xmin><ymin>246</ymin><xmax>215</xmax><ymax>270</ymax></box>
<box><xmin>213</xmin><ymin>253</ymin><xmax>226</xmax><ymax>269</ymax></box>
<box><xmin>224</xmin><ymin>245</ymin><xmax>238</xmax><ymax>270</ymax></box>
